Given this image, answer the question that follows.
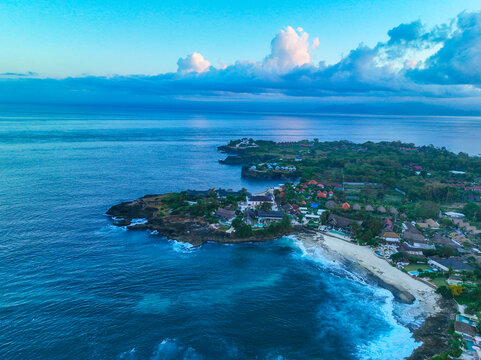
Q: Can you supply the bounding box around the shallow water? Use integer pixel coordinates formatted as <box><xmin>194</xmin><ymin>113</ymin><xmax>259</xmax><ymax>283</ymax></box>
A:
<box><xmin>1</xmin><ymin>107</ymin><xmax>480</xmax><ymax>359</ymax></box>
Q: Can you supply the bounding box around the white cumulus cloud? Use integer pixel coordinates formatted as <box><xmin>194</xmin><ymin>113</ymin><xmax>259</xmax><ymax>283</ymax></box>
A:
<box><xmin>263</xmin><ymin>26</ymin><xmax>319</xmax><ymax>73</ymax></box>
<box><xmin>177</xmin><ymin>52</ymin><xmax>211</xmax><ymax>74</ymax></box>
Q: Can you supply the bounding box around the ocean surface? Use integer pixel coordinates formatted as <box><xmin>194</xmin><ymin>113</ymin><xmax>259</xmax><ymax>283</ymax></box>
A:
<box><xmin>1</xmin><ymin>107</ymin><xmax>481</xmax><ymax>360</ymax></box>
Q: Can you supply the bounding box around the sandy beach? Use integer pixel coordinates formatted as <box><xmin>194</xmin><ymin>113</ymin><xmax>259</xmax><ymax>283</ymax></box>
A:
<box><xmin>299</xmin><ymin>231</ymin><xmax>441</xmax><ymax>315</ymax></box>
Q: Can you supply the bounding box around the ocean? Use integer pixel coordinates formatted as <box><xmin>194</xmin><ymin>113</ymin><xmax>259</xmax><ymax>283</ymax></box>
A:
<box><xmin>1</xmin><ymin>107</ymin><xmax>480</xmax><ymax>360</ymax></box>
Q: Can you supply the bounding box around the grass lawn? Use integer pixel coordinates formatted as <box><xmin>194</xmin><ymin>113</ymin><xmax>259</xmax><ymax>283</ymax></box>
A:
<box><xmin>404</xmin><ymin>264</ymin><xmax>431</xmax><ymax>272</ymax></box>
<box><xmin>430</xmin><ymin>277</ymin><xmax>447</xmax><ymax>288</ymax></box>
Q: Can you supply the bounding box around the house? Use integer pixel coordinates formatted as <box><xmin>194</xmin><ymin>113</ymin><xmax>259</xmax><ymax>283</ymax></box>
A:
<box><xmin>432</xmin><ymin>233</ymin><xmax>462</xmax><ymax>250</ymax></box>
<box><xmin>403</xmin><ymin>230</ymin><xmax>426</xmax><ymax>243</ymax></box>
<box><xmin>247</xmin><ymin>194</ymin><xmax>273</xmax><ymax>207</ymax></box>
<box><xmin>445</xmin><ymin>212</ymin><xmax>465</xmax><ymax>219</ymax></box>
<box><xmin>417</xmin><ymin>218</ymin><xmax>440</xmax><ymax>229</ymax></box>
<box><xmin>317</xmin><ymin>191</ymin><xmax>327</xmax><ymax>198</ymax></box>
<box><xmin>383</xmin><ymin>218</ymin><xmax>394</xmax><ymax>231</ymax></box>
<box><xmin>281</xmin><ymin>203</ymin><xmax>294</xmax><ymax>213</ymax></box>
<box><xmin>325</xmin><ymin>200</ymin><xmax>337</xmax><ymax>209</ymax></box>
<box><xmin>365</xmin><ymin>205</ymin><xmax>374</xmax><ymax>212</ymax></box>
<box><xmin>454</xmin><ymin>321</ymin><xmax>477</xmax><ymax>337</ymax></box>
<box><xmin>450</xmin><ymin>232</ymin><xmax>471</xmax><ymax>245</ymax></box>
<box><xmin>428</xmin><ymin>256</ymin><xmax>474</xmax><ymax>272</ymax></box>
<box><xmin>389</xmin><ymin>207</ymin><xmax>399</xmax><ymax>215</ymax></box>
<box><xmin>257</xmin><ymin>210</ymin><xmax>285</xmax><ymax>223</ymax></box>
<box><xmin>381</xmin><ymin>232</ymin><xmax>400</xmax><ymax>243</ymax></box>
<box><xmin>342</xmin><ymin>202</ymin><xmax>350</xmax><ymax>210</ymax></box>
<box><xmin>402</xmin><ymin>221</ymin><xmax>418</xmax><ymax>232</ymax></box>
<box><xmin>398</xmin><ymin>242</ymin><xmax>424</xmax><ymax>256</ymax></box>
<box><xmin>352</xmin><ymin>203</ymin><xmax>361</xmax><ymax>211</ymax></box>
<box><xmin>328</xmin><ymin>214</ymin><xmax>362</xmax><ymax>230</ymax></box>
<box><xmin>377</xmin><ymin>206</ymin><xmax>387</xmax><ymax>213</ymax></box>
<box><xmin>215</xmin><ymin>208</ymin><xmax>236</xmax><ymax>221</ymax></box>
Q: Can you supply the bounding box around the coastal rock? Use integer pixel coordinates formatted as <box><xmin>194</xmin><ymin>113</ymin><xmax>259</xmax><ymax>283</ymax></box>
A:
<box><xmin>407</xmin><ymin>299</ymin><xmax>456</xmax><ymax>360</ymax></box>
<box><xmin>107</xmin><ymin>199</ymin><xmax>158</xmax><ymax>220</ymax></box>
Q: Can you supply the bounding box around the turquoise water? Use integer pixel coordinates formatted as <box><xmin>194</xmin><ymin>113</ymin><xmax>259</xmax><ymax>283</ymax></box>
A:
<box><xmin>2</xmin><ymin>107</ymin><xmax>480</xmax><ymax>359</ymax></box>
<box><xmin>459</xmin><ymin>315</ymin><xmax>477</xmax><ymax>326</ymax></box>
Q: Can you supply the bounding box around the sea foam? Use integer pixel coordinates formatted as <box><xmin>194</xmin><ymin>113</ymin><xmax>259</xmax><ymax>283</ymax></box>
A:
<box><xmin>289</xmin><ymin>235</ymin><xmax>423</xmax><ymax>360</ymax></box>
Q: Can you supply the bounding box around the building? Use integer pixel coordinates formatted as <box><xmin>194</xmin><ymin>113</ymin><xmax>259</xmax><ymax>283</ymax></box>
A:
<box><xmin>454</xmin><ymin>321</ymin><xmax>477</xmax><ymax>337</ymax></box>
<box><xmin>428</xmin><ymin>256</ymin><xmax>474</xmax><ymax>272</ymax></box>
<box><xmin>325</xmin><ymin>200</ymin><xmax>337</xmax><ymax>209</ymax></box>
<box><xmin>328</xmin><ymin>214</ymin><xmax>362</xmax><ymax>230</ymax></box>
<box><xmin>398</xmin><ymin>242</ymin><xmax>424</xmax><ymax>256</ymax></box>
<box><xmin>381</xmin><ymin>232</ymin><xmax>400</xmax><ymax>243</ymax></box>
<box><xmin>417</xmin><ymin>218</ymin><xmax>440</xmax><ymax>229</ymax></box>
<box><xmin>248</xmin><ymin>194</ymin><xmax>273</xmax><ymax>205</ymax></box>
<box><xmin>431</xmin><ymin>233</ymin><xmax>462</xmax><ymax>250</ymax></box>
<box><xmin>215</xmin><ymin>208</ymin><xmax>236</xmax><ymax>221</ymax></box>
<box><xmin>389</xmin><ymin>207</ymin><xmax>399</xmax><ymax>215</ymax></box>
<box><xmin>445</xmin><ymin>211</ymin><xmax>465</xmax><ymax>219</ymax></box>
<box><xmin>383</xmin><ymin>218</ymin><xmax>394</xmax><ymax>231</ymax></box>
<box><xmin>377</xmin><ymin>206</ymin><xmax>386</xmax><ymax>213</ymax></box>
<box><xmin>247</xmin><ymin>209</ymin><xmax>285</xmax><ymax>224</ymax></box>
<box><xmin>403</xmin><ymin>230</ymin><xmax>426</xmax><ymax>243</ymax></box>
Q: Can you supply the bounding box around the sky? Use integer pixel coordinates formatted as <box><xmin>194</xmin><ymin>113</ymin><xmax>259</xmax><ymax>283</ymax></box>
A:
<box><xmin>2</xmin><ymin>0</ymin><xmax>481</xmax><ymax>115</ymax></box>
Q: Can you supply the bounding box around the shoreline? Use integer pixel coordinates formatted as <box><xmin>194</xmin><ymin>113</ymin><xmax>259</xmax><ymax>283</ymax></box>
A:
<box><xmin>296</xmin><ymin>231</ymin><xmax>455</xmax><ymax>360</ymax></box>
<box><xmin>301</xmin><ymin>232</ymin><xmax>441</xmax><ymax>314</ymax></box>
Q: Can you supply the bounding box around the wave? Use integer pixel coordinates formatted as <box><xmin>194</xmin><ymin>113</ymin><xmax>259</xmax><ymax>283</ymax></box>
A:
<box><xmin>150</xmin><ymin>339</ymin><xmax>203</xmax><ymax>360</ymax></box>
<box><xmin>131</xmin><ymin>218</ymin><xmax>148</xmax><ymax>225</ymax></box>
<box><xmin>288</xmin><ymin>235</ymin><xmax>423</xmax><ymax>360</ymax></box>
<box><xmin>95</xmin><ymin>224</ymin><xmax>127</xmax><ymax>234</ymax></box>
<box><xmin>170</xmin><ymin>240</ymin><xmax>196</xmax><ymax>254</ymax></box>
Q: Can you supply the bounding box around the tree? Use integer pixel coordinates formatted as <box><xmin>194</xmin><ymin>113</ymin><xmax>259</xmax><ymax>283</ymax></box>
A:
<box><xmin>437</xmin><ymin>246</ymin><xmax>456</xmax><ymax>258</ymax></box>
<box><xmin>234</xmin><ymin>223</ymin><xmax>253</xmax><ymax>238</ymax></box>
<box><xmin>390</xmin><ymin>252</ymin><xmax>404</xmax><ymax>262</ymax></box>
<box><xmin>258</xmin><ymin>202</ymin><xmax>272</xmax><ymax>211</ymax></box>
<box><xmin>412</xmin><ymin>201</ymin><xmax>440</xmax><ymax>219</ymax></box>
<box><xmin>436</xmin><ymin>285</ymin><xmax>453</xmax><ymax>299</ymax></box>
<box><xmin>463</xmin><ymin>203</ymin><xmax>481</xmax><ymax>222</ymax></box>
<box><xmin>231</xmin><ymin>216</ymin><xmax>244</xmax><ymax>229</ymax></box>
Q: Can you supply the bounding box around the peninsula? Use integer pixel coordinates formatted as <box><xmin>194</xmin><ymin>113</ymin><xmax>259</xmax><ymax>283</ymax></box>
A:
<box><xmin>108</xmin><ymin>139</ymin><xmax>481</xmax><ymax>359</ymax></box>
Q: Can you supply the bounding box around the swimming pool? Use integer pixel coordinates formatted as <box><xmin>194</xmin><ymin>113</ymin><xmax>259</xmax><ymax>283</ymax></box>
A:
<box><xmin>458</xmin><ymin>315</ymin><xmax>476</xmax><ymax>326</ymax></box>
<box><xmin>328</xmin><ymin>230</ymin><xmax>346</xmax><ymax>237</ymax></box>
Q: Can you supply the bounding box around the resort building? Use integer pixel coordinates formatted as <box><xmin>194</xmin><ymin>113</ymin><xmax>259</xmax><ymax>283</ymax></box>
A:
<box><xmin>381</xmin><ymin>232</ymin><xmax>400</xmax><ymax>243</ymax></box>
<box><xmin>428</xmin><ymin>257</ymin><xmax>474</xmax><ymax>272</ymax></box>
<box><xmin>454</xmin><ymin>321</ymin><xmax>477</xmax><ymax>337</ymax></box>
<box><xmin>215</xmin><ymin>208</ymin><xmax>236</xmax><ymax>221</ymax></box>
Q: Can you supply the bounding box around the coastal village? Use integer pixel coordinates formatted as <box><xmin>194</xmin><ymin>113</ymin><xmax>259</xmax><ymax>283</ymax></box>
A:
<box><xmin>109</xmin><ymin>139</ymin><xmax>481</xmax><ymax>360</ymax></box>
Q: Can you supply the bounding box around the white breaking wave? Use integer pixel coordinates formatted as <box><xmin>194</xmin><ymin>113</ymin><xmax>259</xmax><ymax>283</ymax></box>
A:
<box><xmin>130</xmin><ymin>218</ymin><xmax>148</xmax><ymax>225</ymax></box>
<box><xmin>289</xmin><ymin>235</ymin><xmax>423</xmax><ymax>360</ymax></box>
<box><xmin>150</xmin><ymin>339</ymin><xmax>203</xmax><ymax>360</ymax></box>
<box><xmin>170</xmin><ymin>240</ymin><xmax>196</xmax><ymax>254</ymax></box>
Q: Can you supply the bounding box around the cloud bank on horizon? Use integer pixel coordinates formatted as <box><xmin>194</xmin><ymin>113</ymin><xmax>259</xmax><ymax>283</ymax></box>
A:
<box><xmin>3</xmin><ymin>11</ymin><xmax>481</xmax><ymax>115</ymax></box>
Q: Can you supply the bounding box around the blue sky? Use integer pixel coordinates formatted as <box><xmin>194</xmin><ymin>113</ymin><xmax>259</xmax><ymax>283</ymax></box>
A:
<box><xmin>1</xmin><ymin>0</ymin><xmax>480</xmax><ymax>76</ymax></box>
<box><xmin>2</xmin><ymin>1</ymin><xmax>481</xmax><ymax>115</ymax></box>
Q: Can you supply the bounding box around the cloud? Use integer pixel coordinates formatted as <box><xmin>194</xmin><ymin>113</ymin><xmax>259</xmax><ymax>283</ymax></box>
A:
<box><xmin>408</xmin><ymin>11</ymin><xmax>481</xmax><ymax>85</ymax></box>
<box><xmin>177</xmin><ymin>52</ymin><xmax>211</xmax><ymax>74</ymax></box>
<box><xmin>262</xmin><ymin>26</ymin><xmax>319</xmax><ymax>73</ymax></box>
<box><xmin>4</xmin><ymin>13</ymin><xmax>481</xmax><ymax>115</ymax></box>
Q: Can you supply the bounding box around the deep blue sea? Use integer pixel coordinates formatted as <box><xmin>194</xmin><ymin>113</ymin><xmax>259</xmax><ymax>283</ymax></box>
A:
<box><xmin>1</xmin><ymin>107</ymin><xmax>481</xmax><ymax>360</ymax></box>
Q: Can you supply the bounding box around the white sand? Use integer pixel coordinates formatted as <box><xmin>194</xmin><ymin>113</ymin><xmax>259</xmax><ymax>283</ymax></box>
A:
<box><xmin>300</xmin><ymin>232</ymin><xmax>441</xmax><ymax>315</ymax></box>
